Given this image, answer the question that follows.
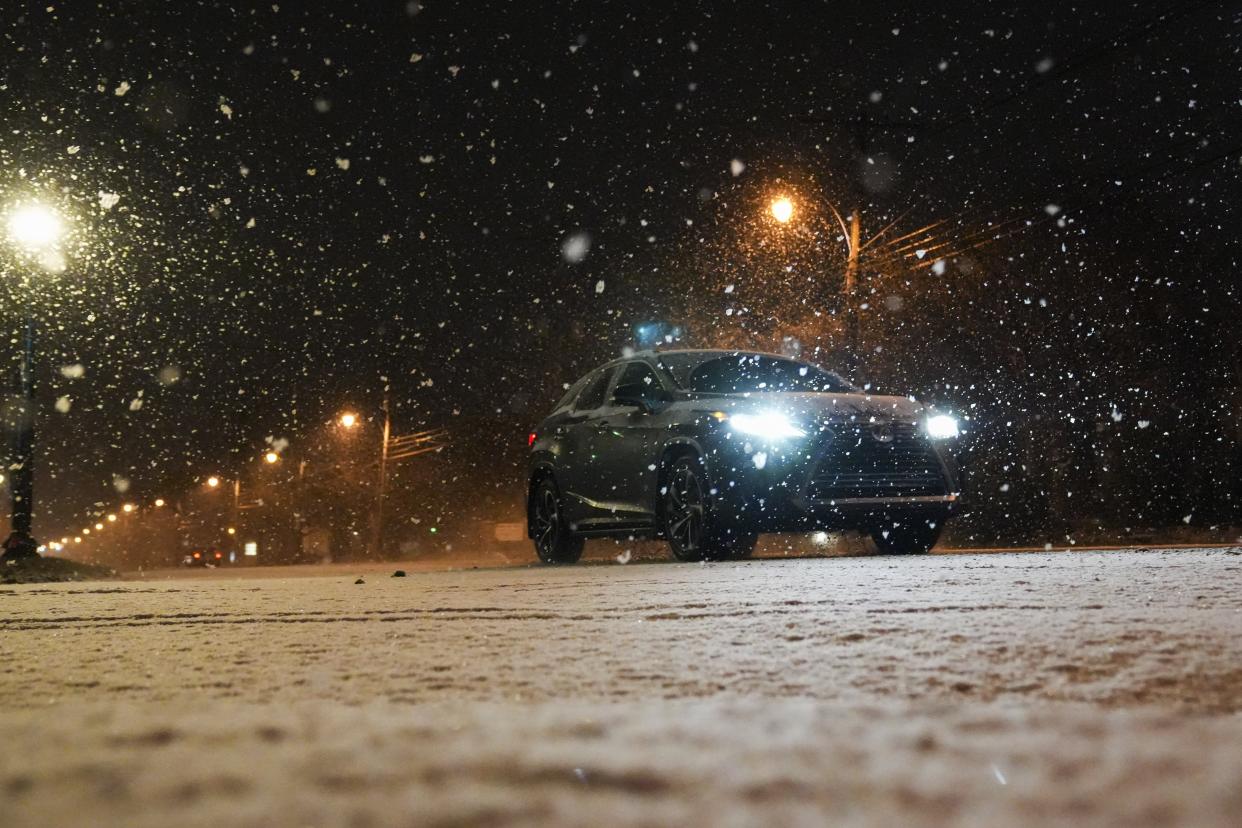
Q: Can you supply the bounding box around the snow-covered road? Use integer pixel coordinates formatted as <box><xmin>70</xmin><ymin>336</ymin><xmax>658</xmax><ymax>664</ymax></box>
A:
<box><xmin>2</xmin><ymin>548</ymin><xmax>1241</xmax><ymax>825</ymax></box>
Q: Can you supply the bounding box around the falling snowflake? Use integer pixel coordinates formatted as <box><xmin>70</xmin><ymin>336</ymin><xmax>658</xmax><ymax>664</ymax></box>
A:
<box><xmin>561</xmin><ymin>231</ymin><xmax>592</xmax><ymax>263</ymax></box>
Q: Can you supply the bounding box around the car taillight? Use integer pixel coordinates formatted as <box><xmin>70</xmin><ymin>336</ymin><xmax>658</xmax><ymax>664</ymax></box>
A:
<box><xmin>528</xmin><ymin>431</ymin><xmax>537</xmax><ymax>447</ymax></box>
<box><xmin>215</xmin><ymin>552</ymin><xmax>223</xmax><ymax>559</ymax></box>
<box><xmin>193</xmin><ymin>552</ymin><xmax>201</xmax><ymax>559</ymax></box>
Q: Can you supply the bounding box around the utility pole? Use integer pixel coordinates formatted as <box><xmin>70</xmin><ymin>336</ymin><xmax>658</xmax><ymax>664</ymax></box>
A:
<box><xmin>294</xmin><ymin>458</ymin><xmax>307</xmax><ymax>561</ymax></box>
<box><xmin>369</xmin><ymin>393</ymin><xmax>391</xmax><ymax>558</ymax></box>
<box><xmin>844</xmin><ymin>210</ymin><xmax>862</xmax><ymax>373</ymax></box>
<box><xmin>231</xmin><ymin>477</ymin><xmax>241</xmax><ymax>555</ymax></box>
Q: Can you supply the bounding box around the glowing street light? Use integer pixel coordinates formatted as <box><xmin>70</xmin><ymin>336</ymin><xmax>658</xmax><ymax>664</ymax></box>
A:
<box><xmin>6</xmin><ymin>204</ymin><xmax>65</xmax><ymax>252</ymax></box>
<box><xmin>106</xmin><ymin>513</ymin><xmax>117</xmax><ymax>523</ymax></box>
<box><xmin>95</xmin><ymin>523</ymin><xmax>103</xmax><ymax>530</ymax></box>
<box><xmin>339</xmin><ymin>412</ymin><xmax>359</xmax><ymax>429</ymax></box>
<box><xmin>770</xmin><ymin>196</ymin><xmax>795</xmax><ymax>224</ymax></box>
<box><xmin>154</xmin><ymin>498</ymin><xmax>165</xmax><ymax>507</ymax></box>
<box><xmin>264</xmin><ymin>451</ymin><xmax>280</xmax><ymax>464</ymax></box>
<box><xmin>122</xmin><ymin>503</ymin><xmax>135</xmax><ymax>513</ymax></box>
<box><xmin>206</xmin><ymin>476</ymin><xmax>221</xmax><ymax>488</ymax></box>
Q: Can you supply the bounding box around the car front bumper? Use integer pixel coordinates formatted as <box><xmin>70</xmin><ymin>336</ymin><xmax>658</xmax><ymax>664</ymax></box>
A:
<box><xmin>703</xmin><ymin>429</ymin><xmax>959</xmax><ymax>531</ymax></box>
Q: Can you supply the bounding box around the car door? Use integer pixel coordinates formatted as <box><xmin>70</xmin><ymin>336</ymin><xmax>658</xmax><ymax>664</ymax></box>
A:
<box><xmin>556</xmin><ymin>365</ymin><xmax>617</xmax><ymax>527</ymax></box>
<box><xmin>589</xmin><ymin>360</ymin><xmax>668</xmax><ymax>523</ymax></box>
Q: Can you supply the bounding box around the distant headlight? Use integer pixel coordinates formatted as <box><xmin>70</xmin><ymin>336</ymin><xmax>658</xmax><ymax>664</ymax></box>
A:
<box><xmin>728</xmin><ymin>411</ymin><xmax>806</xmax><ymax>440</ymax></box>
<box><xmin>925</xmin><ymin>413</ymin><xmax>960</xmax><ymax>440</ymax></box>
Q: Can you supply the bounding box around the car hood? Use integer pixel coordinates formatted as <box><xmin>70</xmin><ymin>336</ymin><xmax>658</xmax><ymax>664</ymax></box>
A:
<box><xmin>689</xmin><ymin>391</ymin><xmax>925</xmax><ymax>424</ymax></box>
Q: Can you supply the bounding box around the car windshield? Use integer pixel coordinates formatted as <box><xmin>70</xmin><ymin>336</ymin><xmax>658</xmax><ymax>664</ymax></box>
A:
<box><xmin>659</xmin><ymin>353</ymin><xmax>854</xmax><ymax>394</ymax></box>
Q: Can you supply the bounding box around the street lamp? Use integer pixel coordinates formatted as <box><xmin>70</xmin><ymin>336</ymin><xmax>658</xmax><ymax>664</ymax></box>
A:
<box><xmin>7</xmin><ymin>205</ymin><xmax>65</xmax><ymax>252</ymax></box>
<box><xmin>206</xmin><ymin>476</ymin><xmax>220</xmax><ymax>488</ymax></box>
<box><xmin>339</xmin><ymin>412</ymin><xmax>359</xmax><ymax>429</ymax></box>
<box><xmin>1</xmin><ymin>201</ymin><xmax>66</xmax><ymax>561</ymax></box>
<box><xmin>770</xmin><ymin>196</ymin><xmax>794</xmax><ymax>224</ymax></box>
<box><xmin>762</xmin><ymin>189</ymin><xmax>862</xmax><ymax>371</ymax></box>
<box><xmin>264</xmin><ymin>450</ymin><xmax>280</xmax><ymax>464</ymax></box>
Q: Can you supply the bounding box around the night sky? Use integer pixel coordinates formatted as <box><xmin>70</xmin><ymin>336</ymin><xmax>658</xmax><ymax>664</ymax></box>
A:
<box><xmin>2</xmin><ymin>1</ymin><xmax>1239</xmax><ymax>540</ymax></box>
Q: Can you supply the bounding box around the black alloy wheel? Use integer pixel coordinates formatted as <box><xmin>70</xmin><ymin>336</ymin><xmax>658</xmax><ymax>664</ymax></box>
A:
<box><xmin>664</xmin><ymin>456</ymin><xmax>757</xmax><ymax>562</ymax></box>
<box><xmin>532</xmin><ymin>477</ymin><xmax>584</xmax><ymax>564</ymax></box>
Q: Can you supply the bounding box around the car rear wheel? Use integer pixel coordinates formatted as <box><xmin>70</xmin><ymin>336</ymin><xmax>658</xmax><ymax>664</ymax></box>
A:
<box><xmin>869</xmin><ymin>521</ymin><xmax>942</xmax><ymax>555</ymax></box>
<box><xmin>531</xmin><ymin>477</ymin><xmax>584</xmax><ymax>564</ymax></box>
<box><xmin>664</xmin><ymin>456</ymin><xmax>756</xmax><ymax>562</ymax></box>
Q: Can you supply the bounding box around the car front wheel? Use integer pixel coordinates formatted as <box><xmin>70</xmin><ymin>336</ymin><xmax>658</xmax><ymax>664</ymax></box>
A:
<box><xmin>531</xmin><ymin>477</ymin><xmax>584</xmax><ymax>564</ymax></box>
<box><xmin>663</xmin><ymin>456</ymin><xmax>756</xmax><ymax>562</ymax></box>
<box><xmin>869</xmin><ymin>521</ymin><xmax>942</xmax><ymax>555</ymax></box>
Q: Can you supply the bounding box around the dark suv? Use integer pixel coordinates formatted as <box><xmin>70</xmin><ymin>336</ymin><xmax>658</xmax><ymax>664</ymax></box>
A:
<box><xmin>527</xmin><ymin>349</ymin><xmax>960</xmax><ymax>563</ymax></box>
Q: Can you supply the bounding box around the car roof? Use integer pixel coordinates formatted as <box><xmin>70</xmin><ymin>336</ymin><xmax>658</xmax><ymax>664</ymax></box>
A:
<box><xmin>619</xmin><ymin>348</ymin><xmax>804</xmax><ymax>371</ymax></box>
<box><xmin>561</xmin><ymin>348</ymin><xmax>850</xmax><ymax>403</ymax></box>
<box><xmin>633</xmin><ymin>348</ymin><xmax>794</xmax><ymax>361</ymax></box>
<box><xmin>591</xmin><ymin>348</ymin><xmax>807</xmax><ymax>373</ymax></box>
<box><xmin>582</xmin><ymin>349</ymin><xmax>816</xmax><ymax>386</ymax></box>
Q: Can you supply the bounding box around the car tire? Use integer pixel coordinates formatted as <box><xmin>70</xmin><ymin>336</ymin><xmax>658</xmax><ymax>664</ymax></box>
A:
<box><xmin>869</xmin><ymin>521</ymin><xmax>942</xmax><ymax>555</ymax></box>
<box><xmin>663</xmin><ymin>455</ymin><xmax>753</xmax><ymax>562</ymax></box>
<box><xmin>531</xmin><ymin>477</ymin><xmax>584</xmax><ymax>565</ymax></box>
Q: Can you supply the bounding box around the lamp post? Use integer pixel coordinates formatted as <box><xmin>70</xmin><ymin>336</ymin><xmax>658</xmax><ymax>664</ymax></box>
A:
<box><xmin>369</xmin><ymin>395</ymin><xmax>391</xmax><ymax>559</ymax></box>
<box><xmin>767</xmin><ymin>194</ymin><xmax>862</xmax><ymax>371</ymax></box>
<box><xmin>1</xmin><ymin>203</ymin><xmax>65</xmax><ymax>562</ymax></box>
<box><xmin>336</xmin><ymin>406</ymin><xmax>386</xmax><ymax>558</ymax></box>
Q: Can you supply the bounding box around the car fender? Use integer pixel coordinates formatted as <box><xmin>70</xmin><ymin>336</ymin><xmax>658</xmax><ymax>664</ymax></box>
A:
<box><xmin>656</xmin><ymin>434</ymin><xmax>711</xmax><ymax>477</ymax></box>
<box><xmin>528</xmin><ymin>452</ymin><xmax>558</xmax><ymax>478</ymax></box>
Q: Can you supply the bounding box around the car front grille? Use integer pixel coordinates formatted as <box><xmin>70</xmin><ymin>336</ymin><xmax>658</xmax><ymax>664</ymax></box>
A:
<box><xmin>806</xmin><ymin>422</ymin><xmax>947</xmax><ymax>501</ymax></box>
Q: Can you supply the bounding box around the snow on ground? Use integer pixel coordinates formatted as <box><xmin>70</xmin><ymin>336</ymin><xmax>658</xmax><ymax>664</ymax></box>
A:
<box><xmin>2</xmin><ymin>548</ymin><xmax>1241</xmax><ymax>825</ymax></box>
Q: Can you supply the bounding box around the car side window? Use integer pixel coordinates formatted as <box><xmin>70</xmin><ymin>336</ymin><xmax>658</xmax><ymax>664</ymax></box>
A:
<box><xmin>573</xmin><ymin>367</ymin><xmax>615</xmax><ymax>411</ymax></box>
<box><xmin>612</xmin><ymin>361</ymin><xmax>661</xmax><ymax>402</ymax></box>
<box><xmin>553</xmin><ymin>375</ymin><xmax>589</xmax><ymax>412</ymax></box>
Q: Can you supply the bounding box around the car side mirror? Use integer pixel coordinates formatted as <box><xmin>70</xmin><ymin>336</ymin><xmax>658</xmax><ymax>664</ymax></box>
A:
<box><xmin>614</xmin><ymin>382</ymin><xmax>670</xmax><ymax>413</ymax></box>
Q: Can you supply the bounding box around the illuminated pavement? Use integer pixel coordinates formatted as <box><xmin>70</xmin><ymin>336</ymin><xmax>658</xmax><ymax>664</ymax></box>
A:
<box><xmin>2</xmin><ymin>548</ymin><xmax>1241</xmax><ymax>825</ymax></box>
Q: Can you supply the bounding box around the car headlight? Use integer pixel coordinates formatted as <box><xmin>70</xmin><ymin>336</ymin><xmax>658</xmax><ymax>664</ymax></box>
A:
<box><xmin>728</xmin><ymin>411</ymin><xmax>806</xmax><ymax>440</ymax></box>
<box><xmin>925</xmin><ymin>413</ymin><xmax>960</xmax><ymax>440</ymax></box>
